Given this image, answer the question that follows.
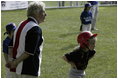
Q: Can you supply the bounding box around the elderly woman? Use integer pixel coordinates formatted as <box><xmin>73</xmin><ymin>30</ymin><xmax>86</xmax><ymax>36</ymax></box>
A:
<box><xmin>6</xmin><ymin>1</ymin><xmax>46</xmax><ymax>78</ymax></box>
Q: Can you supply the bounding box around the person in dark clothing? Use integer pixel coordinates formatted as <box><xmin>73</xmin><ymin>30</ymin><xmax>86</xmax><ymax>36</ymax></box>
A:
<box><xmin>6</xmin><ymin>1</ymin><xmax>46</xmax><ymax>78</ymax></box>
<box><xmin>63</xmin><ymin>31</ymin><xmax>97</xmax><ymax>78</ymax></box>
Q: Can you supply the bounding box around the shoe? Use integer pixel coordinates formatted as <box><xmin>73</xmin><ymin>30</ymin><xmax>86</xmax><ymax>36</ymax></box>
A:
<box><xmin>94</xmin><ymin>28</ymin><xmax>98</xmax><ymax>31</ymax></box>
<box><xmin>91</xmin><ymin>28</ymin><xmax>98</xmax><ymax>31</ymax></box>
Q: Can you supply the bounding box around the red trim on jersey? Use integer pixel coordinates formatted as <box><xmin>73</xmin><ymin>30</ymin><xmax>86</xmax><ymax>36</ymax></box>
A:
<box><xmin>11</xmin><ymin>20</ymin><xmax>29</xmax><ymax>72</ymax></box>
<box><xmin>13</xmin><ymin>20</ymin><xmax>29</xmax><ymax>58</ymax></box>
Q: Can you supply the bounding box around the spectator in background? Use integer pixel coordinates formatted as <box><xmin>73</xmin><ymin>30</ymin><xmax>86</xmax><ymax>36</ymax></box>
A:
<box><xmin>6</xmin><ymin>1</ymin><xmax>46</xmax><ymax>78</ymax></box>
<box><xmin>88</xmin><ymin>1</ymin><xmax>99</xmax><ymax>31</ymax></box>
<box><xmin>75</xmin><ymin>1</ymin><xmax>79</xmax><ymax>6</ymax></box>
<box><xmin>70</xmin><ymin>1</ymin><xmax>73</xmax><ymax>6</ymax></box>
<box><xmin>3</xmin><ymin>23</ymin><xmax>16</xmax><ymax>78</ymax></box>
<box><xmin>1</xmin><ymin>1</ymin><xmax>6</xmax><ymax>7</ymax></box>
<box><xmin>59</xmin><ymin>1</ymin><xmax>65</xmax><ymax>7</ymax></box>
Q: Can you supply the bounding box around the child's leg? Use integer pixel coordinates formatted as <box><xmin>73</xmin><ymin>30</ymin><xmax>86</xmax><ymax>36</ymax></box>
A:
<box><xmin>82</xmin><ymin>25</ymin><xmax>88</xmax><ymax>31</ymax></box>
<box><xmin>92</xmin><ymin>5</ymin><xmax>98</xmax><ymax>29</ymax></box>
<box><xmin>82</xmin><ymin>24</ymin><xmax>91</xmax><ymax>31</ymax></box>
<box><xmin>87</xmin><ymin>24</ymin><xmax>91</xmax><ymax>31</ymax></box>
<box><xmin>91</xmin><ymin>5</ymin><xmax>98</xmax><ymax>30</ymax></box>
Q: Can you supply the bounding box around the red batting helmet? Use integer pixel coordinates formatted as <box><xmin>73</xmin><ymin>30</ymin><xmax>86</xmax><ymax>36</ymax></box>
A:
<box><xmin>77</xmin><ymin>31</ymin><xmax>97</xmax><ymax>48</ymax></box>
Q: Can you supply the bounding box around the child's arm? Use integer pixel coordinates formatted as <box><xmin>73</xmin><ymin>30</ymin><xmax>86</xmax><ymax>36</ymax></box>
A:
<box><xmin>62</xmin><ymin>55</ymin><xmax>68</xmax><ymax>62</ymax></box>
<box><xmin>88</xmin><ymin>49</ymin><xmax>96</xmax><ymax>59</ymax></box>
<box><xmin>8</xmin><ymin>37</ymin><xmax>14</xmax><ymax>61</ymax></box>
<box><xmin>3</xmin><ymin>40</ymin><xmax>9</xmax><ymax>63</ymax></box>
<box><xmin>3</xmin><ymin>53</ymin><xmax>9</xmax><ymax>63</ymax></box>
<box><xmin>8</xmin><ymin>46</ymin><xmax>13</xmax><ymax>61</ymax></box>
<box><xmin>62</xmin><ymin>55</ymin><xmax>77</xmax><ymax>68</ymax></box>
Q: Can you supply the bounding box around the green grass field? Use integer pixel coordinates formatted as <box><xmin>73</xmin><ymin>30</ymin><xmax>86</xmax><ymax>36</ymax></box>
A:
<box><xmin>1</xmin><ymin>6</ymin><xmax>117</xmax><ymax>78</ymax></box>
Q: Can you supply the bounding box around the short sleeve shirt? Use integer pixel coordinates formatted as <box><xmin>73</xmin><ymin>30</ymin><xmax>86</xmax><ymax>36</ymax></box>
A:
<box><xmin>65</xmin><ymin>48</ymin><xmax>96</xmax><ymax>70</ymax></box>
<box><xmin>3</xmin><ymin>36</ymin><xmax>12</xmax><ymax>54</ymax></box>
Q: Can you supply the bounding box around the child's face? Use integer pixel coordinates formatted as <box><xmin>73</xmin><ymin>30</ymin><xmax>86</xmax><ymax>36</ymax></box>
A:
<box><xmin>11</xmin><ymin>30</ymin><xmax>14</xmax><ymax>36</ymax></box>
<box><xmin>88</xmin><ymin>37</ymin><xmax>96</xmax><ymax>50</ymax></box>
<box><xmin>86</xmin><ymin>7</ymin><xmax>91</xmax><ymax>11</ymax></box>
<box><xmin>8</xmin><ymin>30</ymin><xmax>14</xmax><ymax>37</ymax></box>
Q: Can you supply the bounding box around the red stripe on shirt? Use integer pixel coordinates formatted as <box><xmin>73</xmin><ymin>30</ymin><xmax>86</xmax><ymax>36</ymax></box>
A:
<box><xmin>11</xmin><ymin>20</ymin><xmax>29</xmax><ymax>72</ymax></box>
<box><xmin>13</xmin><ymin>20</ymin><xmax>29</xmax><ymax>59</ymax></box>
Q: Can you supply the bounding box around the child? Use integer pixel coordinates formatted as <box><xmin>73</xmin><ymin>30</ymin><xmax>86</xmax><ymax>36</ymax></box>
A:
<box><xmin>3</xmin><ymin>23</ymin><xmax>16</xmax><ymax>77</ymax></box>
<box><xmin>88</xmin><ymin>1</ymin><xmax>99</xmax><ymax>31</ymax></box>
<box><xmin>63</xmin><ymin>31</ymin><xmax>97</xmax><ymax>78</ymax></box>
<box><xmin>80</xmin><ymin>3</ymin><xmax>92</xmax><ymax>31</ymax></box>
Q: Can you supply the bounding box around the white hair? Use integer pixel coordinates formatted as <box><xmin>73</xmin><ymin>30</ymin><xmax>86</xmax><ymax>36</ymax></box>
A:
<box><xmin>27</xmin><ymin>1</ymin><xmax>45</xmax><ymax>17</ymax></box>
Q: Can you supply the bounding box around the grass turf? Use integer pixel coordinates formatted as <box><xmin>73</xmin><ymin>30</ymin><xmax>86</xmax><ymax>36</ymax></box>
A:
<box><xmin>1</xmin><ymin>6</ymin><xmax>117</xmax><ymax>78</ymax></box>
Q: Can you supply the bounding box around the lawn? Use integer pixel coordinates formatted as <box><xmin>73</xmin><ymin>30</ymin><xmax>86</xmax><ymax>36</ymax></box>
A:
<box><xmin>1</xmin><ymin>5</ymin><xmax>117</xmax><ymax>78</ymax></box>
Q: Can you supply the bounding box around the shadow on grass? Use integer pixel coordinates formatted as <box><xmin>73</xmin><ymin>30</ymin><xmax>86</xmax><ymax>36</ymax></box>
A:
<box><xmin>60</xmin><ymin>44</ymin><xmax>77</xmax><ymax>50</ymax></box>
<box><xmin>59</xmin><ymin>32</ymin><xmax>79</xmax><ymax>38</ymax></box>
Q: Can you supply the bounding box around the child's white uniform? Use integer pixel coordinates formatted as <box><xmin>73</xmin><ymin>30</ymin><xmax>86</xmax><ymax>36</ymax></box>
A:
<box><xmin>82</xmin><ymin>24</ymin><xmax>91</xmax><ymax>31</ymax></box>
<box><xmin>69</xmin><ymin>67</ymin><xmax>85</xmax><ymax>78</ymax></box>
<box><xmin>89</xmin><ymin>1</ymin><xmax>99</xmax><ymax>30</ymax></box>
